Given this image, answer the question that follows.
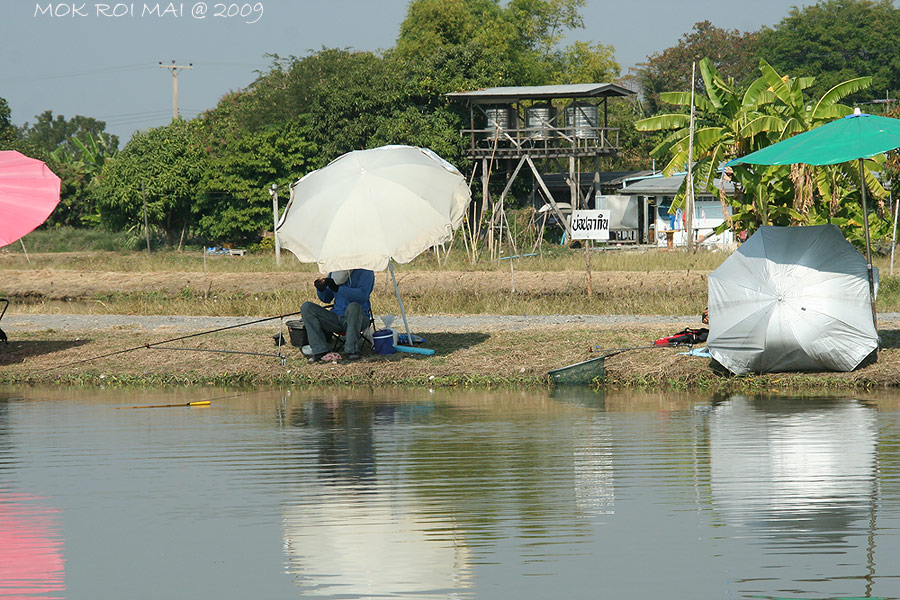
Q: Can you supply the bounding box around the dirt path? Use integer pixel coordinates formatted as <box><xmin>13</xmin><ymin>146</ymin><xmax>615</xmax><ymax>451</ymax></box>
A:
<box><xmin>0</xmin><ymin>312</ymin><xmax>705</xmax><ymax>335</ymax></box>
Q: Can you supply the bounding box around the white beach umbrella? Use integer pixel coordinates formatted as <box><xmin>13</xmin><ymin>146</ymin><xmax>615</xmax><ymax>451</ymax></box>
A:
<box><xmin>276</xmin><ymin>145</ymin><xmax>471</xmax><ymax>343</ymax></box>
<box><xmin>277</xmin><ymin>145</ymin><xmax>470</xmax><ymax>273</ymax></box>
<box><xmin>707</xmin><ymin>224</ymin><xmax>878</xmax><ymax>374</ymax></box>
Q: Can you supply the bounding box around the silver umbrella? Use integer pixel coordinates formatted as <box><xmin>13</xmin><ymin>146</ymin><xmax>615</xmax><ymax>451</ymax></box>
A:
<box><xmin>707</xmin><ymin>224</ymin><xmax>878</xmax><ymax>374</ymax></box>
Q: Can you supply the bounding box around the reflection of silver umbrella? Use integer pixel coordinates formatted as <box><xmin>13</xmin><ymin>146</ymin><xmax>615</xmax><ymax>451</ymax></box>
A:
<box><xmin>276</xmin><ymin>145</ymin><xmax>471</xmax><ymax>342</ymax></box>
<box><xmin>707</xmin><ymin>225</ymin><xmax>877</xmax><ymax>374</ymax></box>
<box><xmin>709</xmin><ymin>396</ymin><xmax>876</xmax><ymax>541</ymax></box>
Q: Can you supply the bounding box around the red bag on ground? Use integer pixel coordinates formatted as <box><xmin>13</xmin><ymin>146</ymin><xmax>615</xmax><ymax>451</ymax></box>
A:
<box><xmin>654</xmin><ymin>328</ymin><xmax>708</xmax><ymax>347</ymax></box>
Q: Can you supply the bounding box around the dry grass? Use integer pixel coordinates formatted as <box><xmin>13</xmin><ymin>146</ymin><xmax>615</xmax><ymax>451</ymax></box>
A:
<box><xmin>4</xmin><ymin>320</ymin><xmax>900</xmax><ymax>391</ymax></box>
<box><xmin>4</xmin><ymin>244</ymin><xmax>900</xmax><ymax>316</ymax></box>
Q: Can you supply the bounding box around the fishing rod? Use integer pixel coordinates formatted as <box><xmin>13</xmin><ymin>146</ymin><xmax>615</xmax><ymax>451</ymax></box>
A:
<box><xmin>114</xmin><ymin>390</ymin><xmax>280</xmax><ymax>411</ymax></box>
<box><xmin>117</xmin><ymin>400</ymin><xmax>212</xmax><ymax>410</ymax></box>
<box><xmin>589</xmin><ymin>343</ymin><xmax>681</xmax><ymax>356</ymax></box>
<box><xmin>47</xmin><ymin>311</ymin><xmax>301</xmax><ymax>372</ymax></box>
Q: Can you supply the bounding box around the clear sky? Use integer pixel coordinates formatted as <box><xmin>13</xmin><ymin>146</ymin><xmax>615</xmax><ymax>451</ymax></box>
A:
<box><xmin>1</xmin><ymin>0</ymin><xmax>816</xmax><ymax>143</ymax></box>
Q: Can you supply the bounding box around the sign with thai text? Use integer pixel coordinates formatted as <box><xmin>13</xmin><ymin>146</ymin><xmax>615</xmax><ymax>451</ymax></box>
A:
<box><xmin>570</xmin><ymin>210</ymin><xmax>610</xmax><ymax>240</ymax></box>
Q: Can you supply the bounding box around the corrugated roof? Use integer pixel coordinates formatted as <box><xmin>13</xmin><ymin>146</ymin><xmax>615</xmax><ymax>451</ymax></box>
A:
<box><xmin>446</xmin><ymin>83</ymin><xmax>634</xmax><ymax>103</ymax></box>
<box><xmin>620</xmin><ymin>173</ymin><xmax>735</xmax><ymax>196</ymax></box>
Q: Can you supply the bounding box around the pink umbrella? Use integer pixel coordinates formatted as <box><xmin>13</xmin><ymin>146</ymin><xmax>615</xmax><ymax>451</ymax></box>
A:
<box><xmin>0</xmin><ymin>151</ymin><xmax>61</xmax><ymax>247</ymax></box>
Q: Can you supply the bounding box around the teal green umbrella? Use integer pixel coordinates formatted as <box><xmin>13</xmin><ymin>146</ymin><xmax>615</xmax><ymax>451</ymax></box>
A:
<box><xmin>728</xmin><ymin>111</ymin><xmax>900</xmax><ymax>166</ymax></box>
<box><xmin>727</xmin><ymin>110</ymin><xmax>900</xmax><ymax>328</ymax></box>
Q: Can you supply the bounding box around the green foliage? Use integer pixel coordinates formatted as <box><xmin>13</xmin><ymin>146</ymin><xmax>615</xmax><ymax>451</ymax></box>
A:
<box><xmin>635</xmin><ymin>57</ymin><xmax>776</xmax><ymax>211</ymax></box>
<box><xmin>758</xmin><ymin>0</ymin><xmax>900</xmax><ymax>104</ymax></box>
<box><xmin>725</xmin><ymin>164</ymin><xmax>798</xmax><ymax>231</ymax></box>
<box><xmin>602</xmin><ymin>95</ymin><xmax>656</xmax><ymax>171</ymax></box>
<box><xmin>201</xmin><ymin>48</ymin><xmax>470</xmax><ymax>168</ymax></box>
<box><xmin>12</xmin><ymin>226</ymin><xmax>134</xmax><ymax>252</ymax></box>
<box><xmin>19</xmin><ymin>110</ymin><xmax>118</xmax><ymax>157</ymax></box>
<box><xmin>46</xmin><ymin>132</ymin><xmax>119</xmax><ymax>227</ymax></box>
<box><xmin>94</xmin><ymin>119</ymin><xmax>207</xmax><ymax>243</ymax></box>
<box><xmin>195</xmin><ymin>119</ymin><xmax>317</xmax><ymax>242</ymax></box>
<box><xmin>549</xmin><ymin>40</ymin><xmax>619</xmax><ymax>84</ymax></box>
<box><xmin>394</xmin><ymin>0</ymin><xmax>617</xmax><ymax>86</ymax></box>
<box><xmin>636</xmin><ymin>55</ymin><xmax>890</xmax><ymax>245</ymax></box>
<box><xmin>0</xmin><ymin>97</ymin><xmax>14</xmax><ymax>145</ymax></box>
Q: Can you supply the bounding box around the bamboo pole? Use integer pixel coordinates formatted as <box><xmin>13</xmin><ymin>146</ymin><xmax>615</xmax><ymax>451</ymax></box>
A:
<box><xmin>686</xmin><ymin>61</ymin><xmax>696</xmax><ymax>253</ymax></box>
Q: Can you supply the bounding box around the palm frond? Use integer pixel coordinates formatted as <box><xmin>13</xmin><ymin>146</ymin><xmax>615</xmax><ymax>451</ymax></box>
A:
<box><xmin>758</xmin><ymin>59</ymin><xmax>796</xmax><ymax>111</ymax></box>
<box><xmin>812</xmin><ymin>77</ymin><xmax>872</xmax><ymax>116</ymax></box>
<box><xmin>811</xmin><ymin>104</ymin><xmax>853</xmax><ymax>123</ymax></box>
<box><xmin>661</xmin><ymin>151</ymin><xmax>689</xmax><ymax>177</ymax></box>
<box><xmin>691</xmin><ymin>127</ymin><xmax>727</xmax><ymax>156</ymax></box>
<box><xmin>739</xmin><ymin>115</ymin><xmax>784</xmax><ymax>139</ymax></box>
<box><xmin>699</xmin><ymin>58</ymin><xmax>726</xmax><ymax>109</ymax></box>
<box><xmin>634</xmin><ymin>113</ymin><xmax>691</xmax><ymax>132</ymax></box>
<box><xmin>742</xmin><ymin>76</ymin><xmax>771</xmax><ymax>109</ymax></box>
<box><xmin>659</xmin><ymin>92</ymin><xmax>714</xmax><ymax>112</ymax></box>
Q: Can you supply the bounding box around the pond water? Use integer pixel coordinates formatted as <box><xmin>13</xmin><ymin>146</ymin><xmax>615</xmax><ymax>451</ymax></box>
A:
<box><xmin>2</xmin><ymin>385</ymin><xmax>900</xmax><ymax>600</ymax></box>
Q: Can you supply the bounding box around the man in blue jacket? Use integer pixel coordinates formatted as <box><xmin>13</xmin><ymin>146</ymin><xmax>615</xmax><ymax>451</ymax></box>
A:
<box><xmin>301</xmin><ymin>269</ymin><xmax>375</xmax><ymax>363</ymax></box>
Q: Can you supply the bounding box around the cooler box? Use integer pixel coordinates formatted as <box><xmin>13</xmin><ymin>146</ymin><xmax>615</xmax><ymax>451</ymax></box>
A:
<box><xmin>372</xmin><ymin>329</ymin><xmax>396</xmax><ymax>355</ymax></box>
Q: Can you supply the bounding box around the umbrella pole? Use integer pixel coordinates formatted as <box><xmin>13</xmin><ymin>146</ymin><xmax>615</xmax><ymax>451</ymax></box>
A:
<box><xmin>859</xmin><ymin>158</ymin><xmax>878</xmax><ymax>331</ymax></box>
<box><xmin>389</xmin><ymin>261</ymin><xmax>414</xmax><ymax>345</ymax></box>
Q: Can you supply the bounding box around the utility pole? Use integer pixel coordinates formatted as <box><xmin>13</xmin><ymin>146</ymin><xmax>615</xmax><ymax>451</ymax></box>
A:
<box><xmin>158</xmin><ymin>60</ymin><xmax>192</xmax><ymax>120</ymax></box>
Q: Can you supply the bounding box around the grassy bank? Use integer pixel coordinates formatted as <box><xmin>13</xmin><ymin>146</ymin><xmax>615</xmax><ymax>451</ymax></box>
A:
<box><xmin>5</xmin><ymin>231</ymin><xmax>900</xmax><ymax>391</ymax></box>
<box><xmin>3</xmin><ymin>321</ymin><xmax>900</xmax><ymax>391</ymax></box>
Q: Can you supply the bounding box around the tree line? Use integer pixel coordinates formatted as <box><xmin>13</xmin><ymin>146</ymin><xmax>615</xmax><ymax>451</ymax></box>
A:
<box><xmin>2</xmin><ymin>0</ymin><xmax>900</xmax><ymax>247</ymax></box>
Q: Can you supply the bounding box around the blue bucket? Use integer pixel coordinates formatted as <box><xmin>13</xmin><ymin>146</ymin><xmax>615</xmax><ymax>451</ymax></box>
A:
<box><xmin>372</xmin><ymin>329</ymin><xmax>396</xmax><ymax>355</ymax></box>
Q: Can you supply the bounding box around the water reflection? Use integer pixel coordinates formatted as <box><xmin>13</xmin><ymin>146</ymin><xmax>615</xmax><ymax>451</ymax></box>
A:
<box><xmin>709</xmin><ymin>395</ymin><xmax>882</xmax><ymax>598</ymax></box>
<box><xmin>710</xmin><ymin>396</ymin><xmax>877</xmax><ymax>541</ymax></box>
<box><xmin>0</xmin><ymin>493</ymin><xmax>65</xmax><ymax>600</ymax></box>
<box><xmin>282</xmin><ymin>391</ymin><xmax>474</xmax><ymax>597</ymax></box>
<box><xmin>278</xmin><ymin>389</ymin><xmax>613</xmax><ymax>596</ymax></box>
<box><xmin>288</xmin><ymin>398</ymin><xmax>379</xmax><ymax>484</ymax></box>
<box><xmin>2</xmin><ymin>385</ymin><xmax>900</xmax><ymax>599</ymax></box>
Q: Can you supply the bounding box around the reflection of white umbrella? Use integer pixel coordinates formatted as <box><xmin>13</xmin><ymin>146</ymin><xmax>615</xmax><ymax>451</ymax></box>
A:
<box><xmin>707</xmin><ymin>225</ymin><xmax>877</xmax><ymax>374</ymax></box>
<box><xmin>276</xmin><ymin>145</ymin><xmax>471</xmax><ymax>342</ymax></box>
<box><xmin>283</xmin><ymin>486</ymin><xmax>472</xmax><ymax>597</ymax></box>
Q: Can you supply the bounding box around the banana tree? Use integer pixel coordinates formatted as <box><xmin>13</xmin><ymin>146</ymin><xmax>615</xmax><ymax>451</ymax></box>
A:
<box><xmin>636</xmin><ymin>57</ymin><xmax>886</xmax><ymax>237</ymax></box>
<box><xmin>634</xmin><ymin>58</ymin><xmax>779</xmax><ymax>225</ymax></box>
<box><xmin>754</xmin><ymin>59</ymin><xmax>883</xmax><ymax>225</ymax></box>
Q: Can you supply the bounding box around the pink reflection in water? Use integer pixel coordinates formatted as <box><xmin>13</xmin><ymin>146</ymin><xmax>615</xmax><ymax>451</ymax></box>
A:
<box><xmin>0</xmin><ymin>493</ymin><xmax>65</xmax><ymax>600</ymax></box>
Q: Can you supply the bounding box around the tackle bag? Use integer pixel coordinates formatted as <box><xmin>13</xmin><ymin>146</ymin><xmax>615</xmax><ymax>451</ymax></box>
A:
<box><xmin>654</xmin><ymin>327</ymin><xmax>708</xmax><ymax>347</ymax></box>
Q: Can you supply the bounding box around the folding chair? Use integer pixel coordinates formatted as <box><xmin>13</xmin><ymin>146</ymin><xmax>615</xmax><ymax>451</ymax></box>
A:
<box><xmin>331</xmin><ymin>310</ymin><xmax>376</xmax><ymax>353</ymax></box>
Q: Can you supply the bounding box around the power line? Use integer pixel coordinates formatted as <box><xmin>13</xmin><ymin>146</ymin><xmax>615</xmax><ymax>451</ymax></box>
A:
<box><xmin>1</xmin><ymin>64</ymin><xmax>154</xmax><ymax>84</ymax></box>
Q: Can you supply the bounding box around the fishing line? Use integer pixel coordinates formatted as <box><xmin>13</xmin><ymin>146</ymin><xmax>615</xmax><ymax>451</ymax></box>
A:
<box><xmin>150</xmin><ymin>346</ymin><xmax>286</xmax><ymax>359</ymax></box>
<box><xmin>590</xmin><ymin>343</ymin><xmax>680</xmax><ymax>356</ymax></box>
<box><xmin>47</xmin><ymin>311</ymin><xmax>300</xmax><ymax>372</ymax></box>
